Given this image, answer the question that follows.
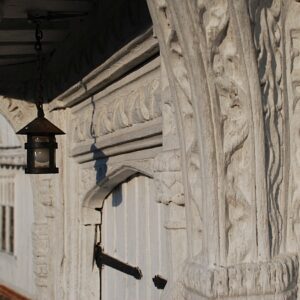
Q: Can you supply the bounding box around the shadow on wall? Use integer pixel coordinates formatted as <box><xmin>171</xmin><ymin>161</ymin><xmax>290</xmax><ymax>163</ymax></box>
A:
<box><xmin>91</xmin><ymin>143</ymin><xmax>108</xmax><ymax>183</ymax></box>
<box><xmin>89</xmin><ymin>94</ymin><xmax>108</xmax><ymax>184</ymax></box>
<box><xmin>87</xmin><ymin>95</ymin><xmax>108</xmax><ymax>299</ymax></box>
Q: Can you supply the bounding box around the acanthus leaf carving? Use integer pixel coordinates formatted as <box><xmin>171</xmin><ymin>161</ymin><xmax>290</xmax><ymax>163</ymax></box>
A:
<box><xmin>71</xmin><ymin>74</ymin><xmax>161</xmax><ymax>150</ymax></box>
<box><xmin>148</xmin><ymin>0</ymin><xmax>280</xmax><ymax>297</ymax></box>
<box><xmin>251</xmin><ymin>0</ymin><xmax>285</xmax><ymax>257</ymax></box>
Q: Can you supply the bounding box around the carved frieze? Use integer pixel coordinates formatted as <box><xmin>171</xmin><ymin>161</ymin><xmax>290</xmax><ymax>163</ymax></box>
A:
<box><xmin>70</xmin><ymin>60</ymin><xmax>161</xmax><ymax>156</ymax></box>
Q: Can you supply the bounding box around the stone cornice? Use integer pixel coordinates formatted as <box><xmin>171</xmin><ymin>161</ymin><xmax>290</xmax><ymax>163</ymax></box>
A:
<box><xmin>50</xmin><ymin>29</ymin><xmax>159</xmax><ymax>109</ymax></box>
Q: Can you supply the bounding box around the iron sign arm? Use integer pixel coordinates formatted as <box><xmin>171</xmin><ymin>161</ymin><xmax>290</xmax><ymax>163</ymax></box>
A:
<box><xmin>94</xmin><ymin>245</ymin><xmax>143</xmax><ymax>280</ymax></box>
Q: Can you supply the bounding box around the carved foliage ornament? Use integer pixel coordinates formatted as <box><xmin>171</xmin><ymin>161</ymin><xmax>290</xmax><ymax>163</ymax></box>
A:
<box><xmin>285</xmin><ymin>0</ymin><xmax>300</xmax><ymax>253</ymax></box>
<box><xmin>147</xmin><ymin>0</ymin><xmax>268</xmax><ymax>267</ymax></box>
<box><xmin>249</xmin><ymin>0</ymin><xmax>285</xmax><ymax>258</ymax></box>
<box><xmin>71</xmin><ymin>79</ymin><xmax>161</xmax><ymax>147</ymax></box>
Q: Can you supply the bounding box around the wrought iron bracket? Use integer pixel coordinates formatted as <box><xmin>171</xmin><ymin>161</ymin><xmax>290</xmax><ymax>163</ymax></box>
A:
<box><xmin>94</xmin><ymin>245</ymin><xmax>143</xmax><ymax>280</ymax></box>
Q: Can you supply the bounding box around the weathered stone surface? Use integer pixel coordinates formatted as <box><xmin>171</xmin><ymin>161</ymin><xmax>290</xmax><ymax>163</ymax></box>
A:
<box><xmin>3</xmin><ymin>1</ymin><xmax>300</xmax><ymax>299</ymax></box>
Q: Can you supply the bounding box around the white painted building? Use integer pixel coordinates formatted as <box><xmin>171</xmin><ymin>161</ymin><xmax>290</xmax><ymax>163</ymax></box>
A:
<box><xmin>0</xmin><ymin>114</ymin><xmax>35</xmax><ymax>299</ymax></box>
<box><xmin>0</xmin><ymin>0</ymin><xmax>300</xmax><ymax>299</ymax></box>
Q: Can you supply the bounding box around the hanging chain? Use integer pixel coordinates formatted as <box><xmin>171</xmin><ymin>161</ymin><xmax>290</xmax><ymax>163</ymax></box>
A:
<box><xmin>35</xmin><ymin>22</ymin><xmax>43</xmax><ymax>52</ymax></box>
<box><xmin>34</xmin><ymin>22</ymin><xmax>45</xmax><ymax>117</ymax></box>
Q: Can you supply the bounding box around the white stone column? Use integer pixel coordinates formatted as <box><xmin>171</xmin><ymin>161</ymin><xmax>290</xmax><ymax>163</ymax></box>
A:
<box><xmin>147</xmin><ymin>0</ymin><xmax>299</xmax><ymax>299</ymax></box>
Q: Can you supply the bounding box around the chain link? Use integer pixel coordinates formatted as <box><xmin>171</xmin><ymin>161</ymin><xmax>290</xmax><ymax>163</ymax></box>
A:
<box><xmin>34</xmin><ymin>22</ymin><xmax>44</xmax><ymax>106</ymax></box>
<box><xmin>35</xmin><ymin>22</ymin><xmax>43</xmax><ymax>52</ymax></box>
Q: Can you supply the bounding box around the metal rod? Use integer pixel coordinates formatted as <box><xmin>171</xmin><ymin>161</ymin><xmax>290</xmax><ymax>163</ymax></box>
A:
<box><xmin>94</xmin><ymin>245</ymin><xmax>142</xmax><ymax>280</ymax></box>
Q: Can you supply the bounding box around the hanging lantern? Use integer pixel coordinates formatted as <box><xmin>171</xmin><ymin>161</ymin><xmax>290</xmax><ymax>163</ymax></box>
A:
<box><xmin>17</xmin><ymin>105</ymin><xmax>64</xmax><ymax>174</ymax></box>
<box><xmin>16</xmin><ymin>20</ymin><xmax>65</xmax><ymax>174</ymax></box>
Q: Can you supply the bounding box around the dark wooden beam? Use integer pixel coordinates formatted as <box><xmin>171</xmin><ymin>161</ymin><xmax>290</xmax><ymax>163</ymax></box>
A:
<box><xmin>0</xmin><ymin>43</ymin><xmax>54</xmax><ymax>55</ymax></box>
<box><xmin>0</xmin><ymin>29</ymin><xmax>67</xmax><ymax>42</ymax></box>
<box><xmin>3</xmin><ymin>0</ymin><xmax>93</xmax><ymax>19</ymax></box>
<box><xmin>0</xmin><ymin>18</ymin><xmax>69</xmax><ymax>30</ymax></box>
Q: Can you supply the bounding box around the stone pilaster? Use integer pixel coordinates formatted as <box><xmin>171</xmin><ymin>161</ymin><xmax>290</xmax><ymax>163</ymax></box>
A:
<box><xmin>147</xmin><ymin>0</ymin><xmax>299</xmax><ymax>298</ymax></box>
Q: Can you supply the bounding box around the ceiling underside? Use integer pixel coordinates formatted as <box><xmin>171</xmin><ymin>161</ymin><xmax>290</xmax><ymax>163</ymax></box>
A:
<box><xmin>0</xmin><ymin>0</ymin><xmax>152</xmax><ymax>102</ymax></box>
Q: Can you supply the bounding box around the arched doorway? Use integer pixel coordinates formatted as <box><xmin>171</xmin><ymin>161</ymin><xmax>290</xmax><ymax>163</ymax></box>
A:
<box><xmin>99</xmin><ymin>174</ymin><xmax>168</xmax><ymax>300</ymax></box>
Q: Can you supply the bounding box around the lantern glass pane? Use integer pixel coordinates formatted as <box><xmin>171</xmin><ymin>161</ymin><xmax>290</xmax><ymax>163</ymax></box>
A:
<box><xmin>34</xmin><ymin>148</ymin><xmax>50</xmax><ymax>168</ymax></box>
<box><xmin>32</xmin><ymin>136</ymin><xmax>50</xmax><ymax>168</ymax></box>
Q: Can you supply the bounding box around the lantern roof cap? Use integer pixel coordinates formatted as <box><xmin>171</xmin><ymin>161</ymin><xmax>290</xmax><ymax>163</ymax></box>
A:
<box><xmin>16</xmin><ymin>116</ymin><xmax>65</xmax><ymax>135</ymax></box>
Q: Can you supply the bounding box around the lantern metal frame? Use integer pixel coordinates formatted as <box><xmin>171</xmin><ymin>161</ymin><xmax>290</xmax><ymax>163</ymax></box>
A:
<box><xmin>17</xmin><ymin>105</ymin><xmax>64</xmax><ymax>174</ymax></box>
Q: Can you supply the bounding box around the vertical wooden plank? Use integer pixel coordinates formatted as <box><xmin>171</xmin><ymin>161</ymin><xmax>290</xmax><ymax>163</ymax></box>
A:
<box><xmin>114</xmin><ymin>185</ymin><xmax>126</xmax><ymax>299</ymax></box>
<box><xmin>126</xmin><ymin>177</ymin><xmax>137</xmax><ymax>300</ymax></box>
<box><xmin>101</xmin><ymin>195</ymin><xmax>107</xmax><ymax>300</ymax></box>
<box><xmin>137</xmin><ymin>176</ymin><xmax>147</xmax><ymax>300</ymax></box>
<box><xmin>1</xmin><ymin>206</ymin><xmax>5</xmax><ymax>251</ymax></box>
<box><xmin>134</xmin><ymin>177</ymin><xmax>139</xmax><ymax>300</ymax></box>
<box><xmin>145</xmin><ymin>176</ymin><xmax>151</xmax><ymax>300</ymax></box>
<box><xmin>4</xmin><ymin>178</ymin><xmax>9</xmax><ymax>252</ymax></box>
<box><xmin>102</xmin><ymin>193</ymin><xmax>111</xmax><ymax>300</ymax></box>
<box><xmin>123</xmin><ymin>182</ymin><xmax>129</xmax><ymax>300</ymax></box>
<box><xmin>111</xmin><ymin>191</ymin><xmax>117</xmax><ymax>300</ymax></box>
<box><xmin>5</xmin><ymin>204</ymin><xmax>9</xmax><ymax>253</ymax></box>
<box><xmin>149</xmin><ymin>177</ymin><xmax>160</xmax><ymax>300</ymax></box>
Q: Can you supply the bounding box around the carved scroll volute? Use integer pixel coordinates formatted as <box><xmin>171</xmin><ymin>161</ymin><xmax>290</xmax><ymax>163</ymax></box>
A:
<box><xmin>147</xmin><ymin>0</ymin><xmax>270</xmax><ymax>267</ymax></box>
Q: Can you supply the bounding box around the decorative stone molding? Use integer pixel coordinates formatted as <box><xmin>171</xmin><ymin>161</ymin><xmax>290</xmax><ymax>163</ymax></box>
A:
<box><xmin>50</xmin><ymin>29</ymin><xmax>159</xmax><ymax>108</ymax></box>
<box><xmin>79</xmin><ymin>167</ymin><xmax>97</xmax><ymax>203</ymax></box>
<box><xmin>148</xmin><ymin>0</ymin><xmax>267</xmax><ymax>266</ymax></box>
<box><xmin>172</xmin><ymin>254</ymin><xmax>298</xmax><ymax>299</ymax></box>
<box><xmin>31</xmin><ymin>175</ymin><xmax>56</xmax><ymax>299</ymax></box>
<box><xmin>154</xmin><ymin>149</ymin><xmax>184</xmax><ymax>206</ymax></box>
<box><xmin>285</xmin><ymin>0</ymin><xmax>300</xmax><ymax>258</ymax></box>
<box><xmin>69</xmin><ymin>58</ymin><xmax>162</xmax><ymax>160</ymax></box>
<box><xmin>0</xmin><ymin>97</ymin><xmax>35</xmax><ymax>132</ymax></box>
<box><xmin>32</xmin><ymin>223</ymin><xmax>50</xmax><ymax>288</ymax></box>
<box><xmin>249</xmin><ymin>0</ymin><xmax>286</xmax><ymax>260</ymax></box>
<box><xmin>72</xmin><ymin>78</ymin><xmax>160</xmax><ymax>143</ymax></box>
<box><xmin>82</xmin><ymin>161</ymin><xmax>154</xmax><ymax>209</ymax></box>
<box><xmin>146</xmin><ymin>0</ymin><xmax>297</xmax><ymax>298</ymax></box>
